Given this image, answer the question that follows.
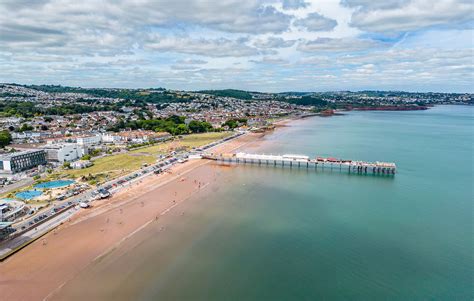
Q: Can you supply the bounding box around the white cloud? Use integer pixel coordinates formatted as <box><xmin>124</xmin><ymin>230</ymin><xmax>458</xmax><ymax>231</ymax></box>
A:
<box><xmin>253</xmin><ymin>37</ymin><xmax>296</xmax><ymax>48</ymax></box>
<box><xmin>145</xmin><ymin>36</ymin><xmax>262</xmax><ymax>57</ymax></box>
<box><xmin>293</xmin><ymin>12</ymin><xmax>338</xmax><ymax>31</ymax></box>
<box><xmin>282</xmin><ymin>0</ymin><xmax>309</xmax><ymax>10</ymax></box>
<box><xmin>0</xmin><ymin>0</ymin><xmax>472</xmax><ymax>92</ymax></box>
<box><xmin>343</xmin><ymin>0</ymin><xmax>474</xmax><ymax>33</ymax></box>
<box><xmin>297</xmin><ymin>37</ymin><xmax>384</xmax><ymax>52</ymax></box>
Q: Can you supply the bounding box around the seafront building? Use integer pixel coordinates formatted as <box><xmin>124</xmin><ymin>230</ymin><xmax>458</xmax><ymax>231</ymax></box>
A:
<box><xmin>0</xmin><ymin>150</ymin><xmax>47</xmax><ymax>174</ymax></box>
<box><xmin>0</xmin><ymin>200</ymin><xmax>27</xmax><ymax>222</ymax></box>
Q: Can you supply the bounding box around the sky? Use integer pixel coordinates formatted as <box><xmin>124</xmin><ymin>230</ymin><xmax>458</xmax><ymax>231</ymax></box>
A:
<box><xmin>0</xmin><ymin>0</ymin><xmax>473</xmax><ymax>92</ymax></box>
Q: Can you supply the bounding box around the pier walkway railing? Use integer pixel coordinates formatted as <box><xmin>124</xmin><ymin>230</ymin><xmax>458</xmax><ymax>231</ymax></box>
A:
<box><xmin>202</xmin><ymin>152</ymin><xmax>396</xmax><ymax>175</ymax></box>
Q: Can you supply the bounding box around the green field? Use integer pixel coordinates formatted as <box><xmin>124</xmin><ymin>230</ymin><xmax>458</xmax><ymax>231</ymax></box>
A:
<box><xmin>60</xmin><ymin>132</ymin><xmax>232</xmax><ymax>181</ymax></box>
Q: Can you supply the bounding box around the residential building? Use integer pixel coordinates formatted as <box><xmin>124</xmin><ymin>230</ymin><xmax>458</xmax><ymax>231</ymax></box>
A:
<box><xmin>101</xmin><ymin>133</ymin><xmax>121</xmax><ymax>144</ymax></box>
<box><xmin>76</xmin><ymin>135</ymin><xmax>101</xmax><ymax>146</ymax></box>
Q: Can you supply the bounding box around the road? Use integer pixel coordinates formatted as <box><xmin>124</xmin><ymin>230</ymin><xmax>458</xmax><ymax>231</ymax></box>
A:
<box><xmin>0</xmin><ymin>177</ymin><xmax>34</xmax><ymax>195</ymax></box>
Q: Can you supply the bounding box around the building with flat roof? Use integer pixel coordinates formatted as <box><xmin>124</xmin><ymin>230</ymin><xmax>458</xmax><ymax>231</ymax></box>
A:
<box><xmin>0</xmin><ymin>150</ymin><xmax>47</xmax><ymax>174</ymax></box>
<box><xmin>76</xmin><ymin>135</ymin><xmax>101</xmax><ymax>146</ymax></box>
<box><xmin>0</xmin><ymin>200</ymin><xmax>26</xmax><ymax>222</ymax></box>
<box><xmin>41</xmin><ymin>143</ymin><xmax>86</xmax><ymax>163</ymax></box>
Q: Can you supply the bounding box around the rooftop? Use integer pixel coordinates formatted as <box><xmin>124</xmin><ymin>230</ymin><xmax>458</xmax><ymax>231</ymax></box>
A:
<box><xmin>0</xmin><ymin>149</ymin><xmax>44</xmax><ymax>160</ymax></box>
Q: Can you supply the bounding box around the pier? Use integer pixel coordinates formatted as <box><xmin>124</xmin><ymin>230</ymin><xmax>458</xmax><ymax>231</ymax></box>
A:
<box><xmin>202</xmin><ymin>152</ymin><xmax>396</xmax><ymax>175</ymax></box>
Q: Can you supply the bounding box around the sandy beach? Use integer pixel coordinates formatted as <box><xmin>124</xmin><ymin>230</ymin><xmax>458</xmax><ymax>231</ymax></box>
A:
<box><xmin>0</xmin><ymin>132</ymin><xmax>264</xmax><ymax>301</ymax></box>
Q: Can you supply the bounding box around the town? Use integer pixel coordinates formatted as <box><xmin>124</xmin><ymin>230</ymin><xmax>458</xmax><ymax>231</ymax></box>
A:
<box><xmin>0</xmin><ymin>83</ymin><xmax>472</xmax><ymax>253</ymax></box>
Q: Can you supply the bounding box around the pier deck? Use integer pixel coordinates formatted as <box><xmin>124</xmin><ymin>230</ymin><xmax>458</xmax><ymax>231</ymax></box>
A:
<box><xmin>202</xmin><ymin>152</ymin><xmax>396</xmax><ymax>175</ymax></box>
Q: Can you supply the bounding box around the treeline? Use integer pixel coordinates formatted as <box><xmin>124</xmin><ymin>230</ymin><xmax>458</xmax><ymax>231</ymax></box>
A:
<box><xmin>283</xmin><ymin>96</ymin><xmax>329</xmax><ymax>107</ymax></box>
<box><xmin>199</xmin><ymin>89</ymin><xmax>254</xmax><ymax>100</ymax></box>
<box><xmin>107</xmin><ymin>115</ymin><xmax>214</xmax><ymax>135</ymax></box>
<box><xmin>0</xmin><ymin>101</ymin><xmax>116</xmax><ymax>118</ymax></box>
<box><xmin>26</xmin><ymin>85</ymin><xmax>190</xmax><ymax>105</ymax></box>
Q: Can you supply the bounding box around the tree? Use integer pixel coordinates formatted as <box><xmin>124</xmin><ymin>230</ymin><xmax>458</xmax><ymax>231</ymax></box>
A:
<box><xmin>63</xmin><ymin>161</ymin><xmax>71</xmax><ymax>169</ymax></box>
<box><xmin>188</xmin><ymin>121</ymin><xmax>213</xmax><ymax>133</ymax></box>
<box><xmin>175</xmin><ymin>124</ymin><xmax>189</xmax><ymax>135</ymax></box>
<box><xmin>18</xmin><ymin>123</ymin><xmax>34</xmax><ymax>132</ymax></box>
<box><xmin>0</xmin><ymin>130</ymin><xmax>12</xmax><ymax>148</ymax></box>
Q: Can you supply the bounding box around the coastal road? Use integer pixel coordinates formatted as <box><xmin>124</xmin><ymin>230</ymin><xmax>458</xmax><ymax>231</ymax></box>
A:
<box><xmin>0</xmin><ymin>206</ymin><xmax>79</xmax><ymax>259</ymax></box>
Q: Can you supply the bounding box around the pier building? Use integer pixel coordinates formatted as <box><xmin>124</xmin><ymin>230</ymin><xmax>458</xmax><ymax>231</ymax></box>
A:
<box><xmin>203</xmin><ymin>152</ymin><xmax>396</xmax><ymax>175</ymax></box>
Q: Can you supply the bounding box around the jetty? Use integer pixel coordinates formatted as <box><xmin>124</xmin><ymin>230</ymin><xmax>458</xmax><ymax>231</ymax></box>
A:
<box><xmin>202</xmin><ymin>152</ymin><xmax>396</xmax><ymax>175</ymax></box>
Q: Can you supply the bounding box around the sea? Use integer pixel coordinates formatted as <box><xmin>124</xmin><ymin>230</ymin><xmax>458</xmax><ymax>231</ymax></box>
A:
<box><xmin>55</xmin><ymin>105</ymin><xmax>473</xmax><ymax>300</ymax></box>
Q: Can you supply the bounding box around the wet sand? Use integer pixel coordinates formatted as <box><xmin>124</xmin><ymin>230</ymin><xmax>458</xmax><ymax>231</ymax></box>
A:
<box><xmin>0</xmin><ymin>133</ymin><xmax>264</xmax><ymax>301</ymax></box>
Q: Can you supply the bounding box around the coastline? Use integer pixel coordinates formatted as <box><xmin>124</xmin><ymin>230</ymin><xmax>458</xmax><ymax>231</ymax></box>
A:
<box><xmin>0</xmin><ymin>131</ymin><xmax>268</xmax><ymax>301</ymax></box>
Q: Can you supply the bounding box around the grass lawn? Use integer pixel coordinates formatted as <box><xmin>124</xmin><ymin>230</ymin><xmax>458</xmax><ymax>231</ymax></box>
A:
<box><xmin>63</xmin><ymin>152</ymin><xmax>156</xmax><ymax>180</ymax></box>
<box><xmin>131</xmin><ymin>132</ymin><xmax>232</xmax><ymax>156</ymax></box>
<box><xmin>59</xmin><ymin>132</ymin><xmax>233</xmax><ymax>181</ymax></box>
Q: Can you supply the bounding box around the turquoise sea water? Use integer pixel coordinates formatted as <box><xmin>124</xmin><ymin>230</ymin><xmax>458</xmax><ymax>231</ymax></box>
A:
<box><xmin>34</xmin><ymin>179</ymin><xmax>74</xmax><ymax>189</ymax></box>
<box><xmin>57</xmin><ymin>105</ymin><xmax>473</xmax><ymax>300</ymax></box>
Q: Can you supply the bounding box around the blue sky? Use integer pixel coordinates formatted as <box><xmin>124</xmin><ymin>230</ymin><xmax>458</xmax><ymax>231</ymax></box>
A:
<box><xmin>0</xmin><ymin>0</ymin><xmax>473</xmax><ymax>92</ymax></box>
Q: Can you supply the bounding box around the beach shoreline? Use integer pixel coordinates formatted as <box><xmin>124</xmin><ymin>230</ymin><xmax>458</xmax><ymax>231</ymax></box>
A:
<box><xmin>0</xmin><ymin>131</ymin><xmax>269</xmax><ymax>301</ymax></box>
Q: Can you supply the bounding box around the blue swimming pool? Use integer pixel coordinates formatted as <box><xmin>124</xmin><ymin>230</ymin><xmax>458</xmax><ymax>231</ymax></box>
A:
<box><xmin>16</xmin><ymin>190</ymin><xmax>43</xmax><ymax>200</ymax></box>
<box><xmin>34</xmin><ymin>180</ymin><xmax>74</xmax><ymax>189</ymax></box>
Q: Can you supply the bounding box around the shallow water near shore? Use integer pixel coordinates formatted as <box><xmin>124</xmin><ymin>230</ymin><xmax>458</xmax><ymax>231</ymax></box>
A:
<box><xmin>55</xmin><ymin>105</ymin><xmax>473</xmax><ymax>300</ymax></box>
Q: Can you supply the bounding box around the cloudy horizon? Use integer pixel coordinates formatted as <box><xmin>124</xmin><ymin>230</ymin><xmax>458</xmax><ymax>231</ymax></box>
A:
<box><xmin>1</xmin><ymin>0</ymin><xmax>473</xmax><ymax>92</ymax></box>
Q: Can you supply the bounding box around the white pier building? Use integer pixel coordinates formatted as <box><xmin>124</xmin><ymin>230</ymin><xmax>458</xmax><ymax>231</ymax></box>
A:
<box><xmin>203</xmin><ymin>152</ymin><xmax>396</xmax><ymax>175</ymax></box>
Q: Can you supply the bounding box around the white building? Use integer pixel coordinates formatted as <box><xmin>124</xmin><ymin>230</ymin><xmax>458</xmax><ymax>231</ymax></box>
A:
<box><xmin>11</xmin><ymin>131</ymin><xmax>42</xmax><ymax>140</ymax></box>
<box><xmin>101</xmin><ymin>133</ymin><xmax>121</xmax><ymax>144</ymax></box>
<box><xmin>0</xmin><ymin>200</ymin><xmax>26</xmax><ymax>222</ymax></box>
<box><xmin>42</xmin><ymin>143</ymin><xmax>86</xmax><ymax>163</ymax></box>
<box><xmin>71</xmin><ymin>160</ymin><xmax>92</xmax><ymax>169</ymax></box>
<box><xmin>77</xmin><ymin>135</ymin><xmax>101</xmax><ymax>146</ymax></box>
